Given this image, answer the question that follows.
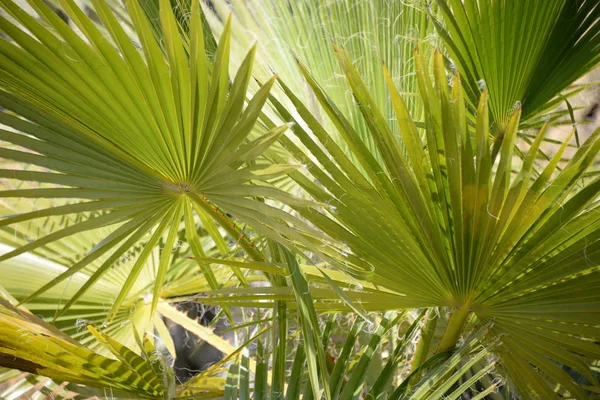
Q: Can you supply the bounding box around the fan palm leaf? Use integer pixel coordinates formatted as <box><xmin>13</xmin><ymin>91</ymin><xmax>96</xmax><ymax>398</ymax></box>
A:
<box><xmin>0</xmin><ymin>261</ymin><xmax>244</xmax><ymax>398</ymax></box>
<box><xmin>219</xmin><ymin>256</ymin><xmax>498</xmax><ymax>400</ymax></box>
<box><xmin>0</xmin><ymin>299</ymin><xmax>176</xmax><ymax>399</ymax></box>
<box><xmin>202</xmin><ymin>0</ymin><xmax>436</xmax><ymax>157</ymax></box>
<box><xmin>433</xmin><ymin>0</ymin><xmax>600</xmax><ymax>131</ymax></box>
<box><xmin>260</xmin><ymin>47</ymin><xmax>600</xmax><ymax>397</ymax></box>
<box><xmin>0</xmin><ymin>0</ymin><xmax>317</xmax><ymax>319</ymax></box>
<box><xmin>1</xmin><ymin>0</ymin><xmax>600</xmax><ymax>398</ymax></box>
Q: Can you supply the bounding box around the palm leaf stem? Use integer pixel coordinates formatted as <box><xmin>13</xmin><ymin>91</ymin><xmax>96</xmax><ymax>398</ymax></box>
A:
<box><xmin>187</xmin><ymin>192</ymin><xmax>264</xmax><ymax>261</ymax></box>
<box><xmin>437</xmin><ymin>306</ymin><xmax>471</xmax><ymax>352</ymax></box>
<box><xmin>411</xmin><ymin>309</ymin><xmax>438</xmax><ymax>373</ymax></box>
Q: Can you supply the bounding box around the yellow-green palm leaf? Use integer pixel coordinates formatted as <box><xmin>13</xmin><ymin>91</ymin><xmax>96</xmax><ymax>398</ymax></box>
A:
<box><xmin>270</xmin><ymin>48</ymin><xmax>600</xmax><ymax>397</ymax></box>
<box><xmin>0</xmin><ymin>299</ymin><xmax>173</xmax><ymax>399</ymax></box>
<box><xmin>0</xmin><ymin>0</ymin><xmax>314</xmax><ymax>319</ymax></box>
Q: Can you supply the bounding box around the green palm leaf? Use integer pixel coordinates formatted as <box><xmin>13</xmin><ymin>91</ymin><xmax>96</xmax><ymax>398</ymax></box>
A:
<box><xmin>203</xmin><ymin>0</ymin><xmax>436</xmax><ymax>156</ymax></box>
<box><xmin>0</xmin><ymin>0</ymin><xmax>315</xmax><ymax>318</ymax></box>
<box><xmin>434</xmin><ymin>0</ymin><xmax>600</xmax><ymax>131</ymax></box>
<box><xmin>2</xmin><ymin>1</ymin><xmax>600</xmax><ymax>398</ymax></box>
<box><xmin>0</xmin><ymin>299</ymin><xmax>171</xmax><ymax>399</ymax></box>
<box><xmin>270</xmin><ymin>46</ymin><xmax>600</xmax><ymax>397</ymax></box>
<box><xmin>221</xmin><ymin>302</ymin><xmax>498</xmax><ymax>400</ymax></box>
<box><xmin>0</xmin><ymin>207</ymin><xmax>245</xmax><ymax>364</ymax></box>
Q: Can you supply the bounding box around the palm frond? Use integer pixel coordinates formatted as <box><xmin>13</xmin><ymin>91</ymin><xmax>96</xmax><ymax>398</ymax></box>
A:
<box><xmin>271</xmin><ymin>47</ymin><xmax>600</xmax><ymax>397</ymax></box>
<box><xmin>0</xmin><ymin>299</ymin><xmax>172</xmax><ymax>399</ymax></box>
<box><xmin>434</xmin><ymin>0</ymin><xmax>600</xmax><ymax>131</ymax></box>
<box><xmin>222</xmin><ymin>299</ymin><xmax>497</xmax><ymax>400</ymax></box>
<box><xmin>0</xmin><ymin>0</ymin><xmax>314</xmax><ymax>319</ymax></box>
<box><xmin>203</xmin><ymin>0</ymin><xmax>436</xmax><ymax>156</ymax></box>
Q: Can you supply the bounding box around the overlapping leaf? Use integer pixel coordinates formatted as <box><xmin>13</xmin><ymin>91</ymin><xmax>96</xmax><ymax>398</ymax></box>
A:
<box><xmin>0</xmin><ymin>367</ymin><xmax>81</xmax><ymax>400</ymax></box>
<box><xmin>0</xmin><ymin>0</ymin><xmax>317</xmax><ymax>319</ymax></box>
<box><xmin>0</xmin><ymin>299</ymin><xmax>171</xmax><ymax>399</ymax></box>
<box><xmin>434</xmin><ymin>0</ymin><xmax>600</xmax><ymax>130</ymax></box>
<box><xmin>263</xmin><ymin>46</ymin><xmax>600</xmax><ymax>397</ymax></box>
<box><xmin>221</xmin><ymin>295</ymin><xmax>498</xmax><ymax>400</ymax></box>
<box><xmin>203</xmin><ymin>0</ymin><xmax>436</xmax><ymax>158</ymax></box>
<box><xmin>1</xmin><ymin>1</ymin><xmax>600</xmax><ymax>398</ymax></box>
